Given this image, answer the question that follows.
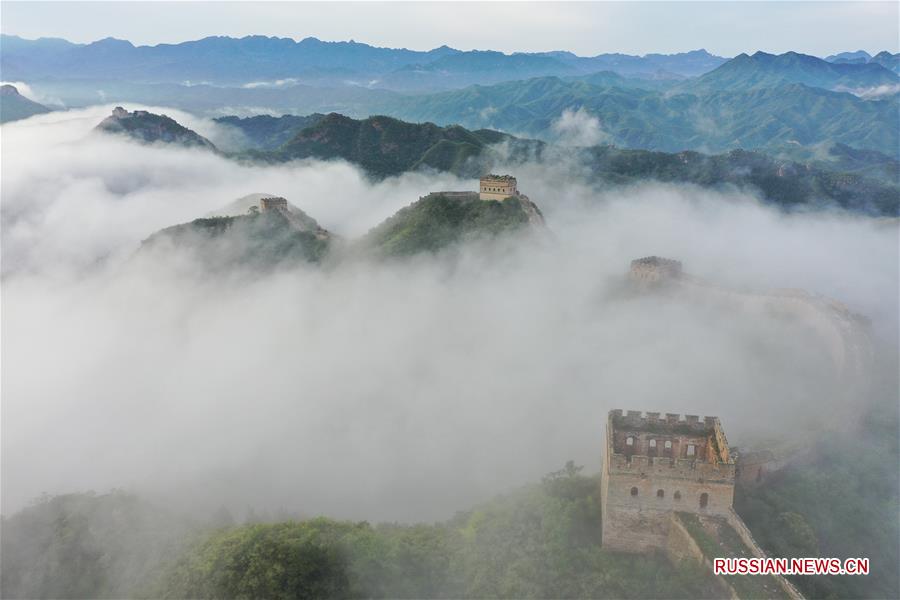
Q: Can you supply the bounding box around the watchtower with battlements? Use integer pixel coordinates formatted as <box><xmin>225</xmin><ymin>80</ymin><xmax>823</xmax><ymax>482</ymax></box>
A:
<box><xmin>260</xmin><ymin>197</ymin><xmax>288</xmax><ymax>212</ymax></box>
<box><xmin>600</xmin><ymin>409</ymin><xmax>736</xmax><ymax>552</ymax></box>
<box><xmin>479</xmin><ymin>174</ymin><xmax>518</xmax><ymax>201</ymax></box>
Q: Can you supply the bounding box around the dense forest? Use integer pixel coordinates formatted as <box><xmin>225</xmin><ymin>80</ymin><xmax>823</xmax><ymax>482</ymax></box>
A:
<box><xmin>2</xmin><ymin>464</ymin><xmax>721</xmax><ymax>599</ymax></box>
<box><xmin>736</xmin><ymin>392</ymin><xmax>900</xmax><ymax>600</ymax></box>
<box><xmin>4</xmin><ymin>398</ymin><xmax>898</xmax><ymax>600</ymax></box>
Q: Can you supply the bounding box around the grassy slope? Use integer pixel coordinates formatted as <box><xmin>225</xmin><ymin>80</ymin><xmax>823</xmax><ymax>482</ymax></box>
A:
<box><xmin>359</xmin><ymin>193</ymin><xmax>533</xmax><ymax>257</ymax></box>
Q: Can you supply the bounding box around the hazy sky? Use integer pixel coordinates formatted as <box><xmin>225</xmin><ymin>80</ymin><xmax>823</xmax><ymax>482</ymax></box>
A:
<box><xmin>2</xmin><ymin>1</ymin><xmax>898</xmax><ymax>57</ymax></box>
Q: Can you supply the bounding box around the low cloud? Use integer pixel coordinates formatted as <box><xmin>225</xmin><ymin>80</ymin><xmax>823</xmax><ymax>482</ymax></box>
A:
<box><xmin>241</xmin><ymin>78</ymin><xmax>300</xmax><ymax>89</ymax></box>
<box><xmin>835</xmin><ymin>83</ymin><xmax>900</xmax><ymax>99</ymax></box>
<box><xmin>2</xmin><ymin>106</ymin><xmax>897</xmax><ymax>522</ymax></box>
<box><xmin>551</xmin><ymin>107</ymin><xmax>610</xmax><ymax>147</ymax></box>
<box><xmin>1</xmin><ymin>80</ymin><xmax>65</xmax><ymax>107</ymax></box>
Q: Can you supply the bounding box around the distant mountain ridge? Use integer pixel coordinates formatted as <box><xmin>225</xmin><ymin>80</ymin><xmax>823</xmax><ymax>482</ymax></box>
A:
<box><xmin>826</xmin><ymin>50</ymin><xmax>900</xmax><ymax>73</ymax></box>
<box><xmin>0</xmin><ymin>33</ymin><xmax>727</xmax><ymax>90</ymax></box>
<box><xmin>687</xmin><ymin>51</ymin><xmax>899</xmax><ymax>92</ymax></box>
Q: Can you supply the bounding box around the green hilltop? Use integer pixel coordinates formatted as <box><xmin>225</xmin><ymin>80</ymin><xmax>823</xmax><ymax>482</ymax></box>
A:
<box><xmin>139</xmin><ymin>189</ymin><xmax>544</xmax><ymax>268</ymax></box>
<box><xmin>140</xmin><ymin>207</ymin><xmax>332</xmax><ymax>269</ymax></box>
<box><xmin>360</xmin><ymin>192</ymin><xmax>544</xmax><ymax>258</ymax></box>
<box><xmin>95</xmin><ymin>106</ymin><xmax>216</xmax><ymax>149</ymax></box>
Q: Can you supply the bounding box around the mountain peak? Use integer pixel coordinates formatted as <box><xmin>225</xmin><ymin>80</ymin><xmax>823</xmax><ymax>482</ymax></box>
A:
<box><xmin>95</xmin><ymin>107</ymin><xmax>216</xmax><ymax>149</ymax></box>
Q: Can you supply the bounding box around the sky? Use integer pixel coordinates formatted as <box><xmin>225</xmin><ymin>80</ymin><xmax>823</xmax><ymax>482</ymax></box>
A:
<box><xmin>2</xmin><ymin>1</ymin><xmax>898</xmax><ymax>57</ymax></box>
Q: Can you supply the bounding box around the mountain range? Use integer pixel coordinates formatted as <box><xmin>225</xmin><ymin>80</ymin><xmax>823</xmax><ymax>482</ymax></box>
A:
<box><xmin>826</xmin><ymin>50</ymin><xmax>900</xmax><ymax>73</ymax></box>
<box><xmin>12</xmin><ymin>45</ymin><xmax>896</xmax><ymax>160</ymax></box>
<box><xmin>383</xmin><ymin>76</ymin><xmax>899</xmax><ymax>156</ymax></box>
<box><xmin>1</xmin><ymin>34</ymin><xmax>727</xmax><ymax>91</ymax></box>
<box><xmin>684</xmin><ymin>51</ymin><xmax>898</xmax><ymax>92</ymax></box>
<box><xmin>94</xmin><ymin>108</ymin><xmax>899</xmax><ymax>216</ymax></box>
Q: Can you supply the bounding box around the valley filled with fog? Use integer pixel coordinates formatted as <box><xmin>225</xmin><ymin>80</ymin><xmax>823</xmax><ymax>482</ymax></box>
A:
<box><xmin>3</xmin><ymin>106</ymin><xmax>896</xmax><ymax>522</ymax></box>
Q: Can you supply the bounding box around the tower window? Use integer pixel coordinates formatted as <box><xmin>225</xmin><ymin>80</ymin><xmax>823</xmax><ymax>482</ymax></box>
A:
<box><xmin>657</xmin><ymin>489</ymin><xmax>664</xmax><ymax>498</ymax></box>
<box><xmin>626</xmin><ymin>436</ymin><xmax>634</xmax><ymax>446</ymax></box>
<box><xmin>630</xmin><ymin>487</ymin><xmax>638</xmax><ymax>496</ymax></box>
<box><xmin>687</xmin><ymin>444</ymin><xmax>696</xmax><ymax>457</ymax></box>
<box><xmin>674</xmin><ymin>491</ymin><xmax>682</xmax><ymax>501</ymax></box>
<box><xmin>700</xmin><ymin>492</ymin><xmax>709</xmax><ymax>508</ymax></box>
<box><xmin>664</xmin><ymin>440</ymin><xmax>672</xmax><ymax>449</ymax></box>
<box><xmin>649</xmin><ymin>439</ymin><xmax>657</xmax><ymax>448</ymax></box>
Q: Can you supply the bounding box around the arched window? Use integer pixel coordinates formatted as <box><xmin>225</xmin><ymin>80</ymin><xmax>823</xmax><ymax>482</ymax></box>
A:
<box><xmin>700</xmin><ymin>492</ymin><xmax>709</xmax><ymax>508</ymax></box>
<box><xmin>630</xmin><ymin>487</ymin><xmax>638</xmax><ymax>496</ymax></box>
<box><xmin>657</xmin><ymin>489</ymin><xmax>664</xmax><ymax>498</ymax></box>
<box><xmin>687</xmin><ymin>444</ymin><xmax>696</xmax><ymax>457</ymax></box>
<box><xmin>674</xmin><ymin>491</ymin><xmax>682</xmax><ymax>501</ymax></box>
<box><xmin>626</xmin><ymin>436</ymin><xmax>634</xmax><ymax>446</ymax></box>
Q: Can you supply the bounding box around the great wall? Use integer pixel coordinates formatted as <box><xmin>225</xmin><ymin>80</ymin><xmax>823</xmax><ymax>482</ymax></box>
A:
<box><xmin>601</xmin><ymin>409</ymin><xmax>804</xmax><ymax>599</ymax></box>
<box><xmin>628</xmin><ymin>256</ymin><xmax>874</xmax><ymax>384</ymax></box>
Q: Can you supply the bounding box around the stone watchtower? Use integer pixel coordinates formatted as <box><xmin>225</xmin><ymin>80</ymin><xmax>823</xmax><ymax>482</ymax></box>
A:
<box><xmin>479</xmin><ymin>174</ymin><xmax>518</xmax><ymax>201</ymax></box>
<box><xmin>600</xmin><ymin>409</ymin><xmax>735</xmax><ymax>552</ymax></box>
<box><xmin>259</xmin><ymin>196</ymin><xmax>288</xmax><ymax>212</ymax></box>
<box><xmin>629</xmin><ymin>256</ymin><xmax>682</xmax><ymax>284</ymax></box>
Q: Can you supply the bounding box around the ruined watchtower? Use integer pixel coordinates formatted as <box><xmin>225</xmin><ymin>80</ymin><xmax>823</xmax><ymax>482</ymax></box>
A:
<box><xmin>600</xmin><ymin>409</ymin><xmax>735</xmax><ymax>552</ymax></box>
<box><xmin>479</xmin><ymin>174</ymin><xmax>518</xmax><ymax>201</ymax></box>
<box><xmin>259</xmin><ymin>196</ymin><xmax>288</xmax><ymax>213</ymax></box>
<box><xmin>629</xmin><ymin>256</ymin><xmax>682</xmax><ymax>284</ymax></box>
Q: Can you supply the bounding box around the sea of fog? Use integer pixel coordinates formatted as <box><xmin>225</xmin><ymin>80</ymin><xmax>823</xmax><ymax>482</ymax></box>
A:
<box><xmin>2</xmin><ymin>106</ymin><xmax>897</xmax><ymax>521</ymax></box>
